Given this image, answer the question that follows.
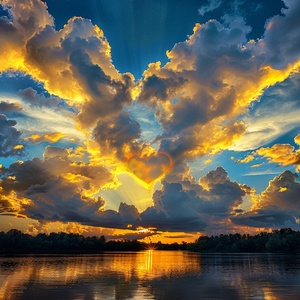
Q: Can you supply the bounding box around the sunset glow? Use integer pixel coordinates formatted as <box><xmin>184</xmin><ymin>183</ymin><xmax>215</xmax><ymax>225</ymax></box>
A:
<box><xmin>1</xmin><ymin>0</ymin><xmax>300</xmax><ymax>243</ymax></box>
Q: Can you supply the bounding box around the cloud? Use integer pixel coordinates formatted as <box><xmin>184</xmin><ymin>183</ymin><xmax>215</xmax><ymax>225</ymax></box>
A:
<box><xmin>0</xmin><ymin>146</ymin><xmax>114</xmax><ymax>196</ymax></box>
<box><xmin>0</xmin><ymin>158</ymin><xmax>52</xmax><ymax>194</ymax></box>
<box><xmin>0</xmin><ymin>190</ymin><xmax>23</xmax><ymax>214</ymax></box>
<box><xmin>0</xmin><ymin>101</ymin><xmax>22</xmax><ymax>113</ymax></box>
<box><xmin>198</xmin><ymin>0</ymin><xmax>223</xmax><ymax>16</ymax></box>
<box><xmin>24</xmin><ymin>132</ymin><xmax>66</xmax><ymax>144</ymax></box>
<box><xmin>2</xmin><ymin>0</ymin><xmax>300</xmax><ymax>235</ymax></box>
<box><xmin>0</xmin><ymin>146</ymin><xmax>139</xmax><ymax>229</ymax></box>
<box><xmin>253</xmin><ymin>136</ymin><xmax>300</xmax><ymax>171</ymax></box>
<box><xmin>0</xmin><ymin>0</ymin><xmax>135</xmax><ymax>129</ymax></box>
<box><xmin>232</xmin><ymin>170</ymin><xmax>300</xmax><ymax>229</ymax></box>
<box><xmin>18</xmin><ymin>87</ymin><xmax>69</xmax><ymax>110</ymax></box>
<box><xmin>255</xmin><ymin>170</ymin><xmax>300</xmax><ymax>211</ymax></box>
<box><xmin>232</xmin><ymin>209</ymin><xmax>297</xmax><ymax>228</ymax></box>
<box><xmin>43</xmin><ymin>145</ymin><xmax>69</xmax><ymax>160</ymax></box>
<box><xmin>118</xmin><ymin>202</ymin><xmax>140</xmax><ymax>224</ymax></box>
<box><xmin>0</xmin><ymin>0</ymin><xmax>53</xmax><ymax>71</ymax></box>
<box><xmin>93</xmin><ymin>112</ymin><xmax>141</xmax><ymax>160</ymax></box>
<box><xmin>258</xmin><ymin>0</ymin><xmax>300</xmax><ymax>69</ymax></box>
<box><xmin>2</xmin><ymin>0</ymin><xmax>300</xmax><ymax>164</ymax></box>
<box><xmin>140</xmin><ymin>165</ymin><xmax>250</xmax><ymax>232</ymax></box>
<box><xmin>127</xmin><ymin>152</ymin><xmax>173</xmax><ymax>184</ymax></box>
<box><xmin>0</xmin><ymin>90</ymin><xmax>85</xmax><ymax>143</ymax></box>
<box><xmin>235</xmin><ymin>155</ymin><xmax>255</xmax><ymax>164</ymax></box>
<box><xmin>1</xmin><ymin>154</ymin><xmax>252</xmax><ymax>232</ymax></box>
<box><xmin>0</xmin><ymin>114</ymin><xmax>24</xmax><ymax>157</ymax></box>
<box><xmin>23</xmin><ymin>178</ymin><xmax>124</xmax><ymax>227</ymax></box>
<box><xmin>138</xmin><ymin>2</ymin><xmax>300</xmax><ymax>161</ymax></box>
<box><xmin>231</xmin><ymin>72</ymin><xmax>300</xmax><ymax>151</ymax></box>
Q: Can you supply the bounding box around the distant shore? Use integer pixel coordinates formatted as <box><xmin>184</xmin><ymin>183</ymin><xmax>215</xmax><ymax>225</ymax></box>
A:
<box><xmin>1</xmin><ymin>228</ymin><xmax>300</xmax><ymax>254</ymax></box>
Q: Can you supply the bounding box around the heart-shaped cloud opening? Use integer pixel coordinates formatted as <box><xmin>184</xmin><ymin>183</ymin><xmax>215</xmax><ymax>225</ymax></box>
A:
<box><xmin>127</xmin><ymin>152</ymin><xmax>173</xmax><ymax>184</ymax></box>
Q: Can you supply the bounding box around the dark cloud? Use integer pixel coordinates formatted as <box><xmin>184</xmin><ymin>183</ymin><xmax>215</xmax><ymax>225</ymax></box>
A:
<box><xmin>138</xmin><ymin>74</ymin><xmax>186</xmax><ymax>106</ymax></box>
<box><xmin>0</xmin><ymin>158</ymin><xmax>52</xmax><ymax>194</ymax></box>
<box><xmin>0</xmin><ymin>146</ymin><xmax>127</xmax><ymax>228</ymax></box>
<box><xmin>137</xmin><ymin>1</ymin><xmax>300</xmax><ymax>161</ymax></box>
<box><xmin>231</xmin><ymin>170</ymin><xmax>300</xmax><ymax>229</ymax></box>
<box><xmin>18</xmin><ymin>87</ymin><xmax>69</xmax><ymax>110</ymax></box>
<box><xmin>158</xmin><ymin>121</ymin><xmax>245</xmax><ymax>161</ymax></box>
<box><xmin>0</xmin><ymin>114</ymin><xmax>24</xmax><ymax>157</ymax></box>
<box><xmin>140</xmin><ymin>165</ymin><xmax>250</xmax><ymax>232</ymax></box>
<box><xmin>259</xmin><ymin>0</ymin><xmax>300</xmax><ymax>69</ymax></box>
<box><xmin>232</xmin><ymin>209</ymin><xmax>297</xmax><ymax>228</ymax></box>
<box><xmin>0</xmin><ymin>101</ymin><xmax>22</xmax><ymax>113</ymax></box>
<box><xmin>43</xmin><ymin>145</ymin><xmax>69</xmax><ymax>160</ymax></box>
<box><xmin>23</xmin><ymin>178</ymin><xmax>123</xmax><ymax>228</ymax></box>
<box><xmin>0</xmin><ymin>198</ymin><xmax>16</xmax><ymax>213</ymax></box>
<box><xmin>137</xmin><ymin>18</ymin><xmax>254</xmax><ymax>160</ymax></box>
<box><xmin>257</xmin><ymin>170</ymin><xmax>300</xmax><ymax>211</ymax></box>
<box><xmin>141</xmin><ymin>182</ymin><xmax>207</xmax><ymax>232</ymax></box>
<box><xmin>0</xmin><ymin>146</ymin><xmax>113</xmax><ymax>196</ymax></box>
<box><xmin>93</xmin><ymin>112</ymin><xmax>141</xmax><ymax>160</ymax></box>
<box><xmin>118</xmin><ymin>202</ymin><xmax>140</xmax><ymax>224</ymax></box>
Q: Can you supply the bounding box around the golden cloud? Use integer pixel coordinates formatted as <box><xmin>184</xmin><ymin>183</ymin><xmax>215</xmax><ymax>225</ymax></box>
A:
<box><xmin>255</xmin><ymin>140</ymin><xmax>300</xmax><ymax>171</ymax></box>
<box><xmin>24</xmin><ymin>132</ymin><xmax>66</xmax><ymax>144</ymax></box>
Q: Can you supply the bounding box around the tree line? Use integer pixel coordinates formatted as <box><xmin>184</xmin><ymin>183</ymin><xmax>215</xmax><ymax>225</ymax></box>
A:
<box><xmin>1</xmin><ymin>228</ymin><xmax>300</xmax><ymax>253</ymax></box>
<box><xmin>188</xmin><ymin>228</ymin><xmax>300</xmax><ymax>252</ymax></box>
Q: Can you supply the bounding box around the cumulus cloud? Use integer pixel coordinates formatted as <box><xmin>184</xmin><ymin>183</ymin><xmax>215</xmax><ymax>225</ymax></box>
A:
<box><xmin>0</xmin><ymin>146</ymin><xmax>139</xmax><ymax>228</ymax></box>
<box><xmin>0</xmin><ymin>114</ymin><xmax>24</xmax><ymax>157</ymax></box>
<box><xmin>0</xmin><ymin>150</ymin><xmax>143</xmax><ymax>229</ymax></box>
<box><xmin>23</xmin><ymin>178</ymin><xmax>123</xmax><ymax>227</ymax></box>
<box><xmin>140</xmin><ymin>165</ymin><xmax>251</xmax><ymax>232</ymax></box>
<box><xmin>0</xmin><ymin>158</ymin><xmax>52</xmax><ymax>194</ymax></box>
<box><xmin>0</xmin><ymin>146</ymin><xmax>114</xmax><ymax>197</ymax></box>
<box><xmin>137</xmin><ymin>1</ymin><xmax>300</xmax><ymax>161</ymax></box>
<box><xmin>258</xmin><ymin>0</ymin><xmax>300</xmax><ymax>69</ymax></box>
<box><xmin>118</xmin><ymin>202</ymin><xmax>140</xmax><ymax>224</ymax></box>
<box><xmin>0</xmin><ymin>190</ymin><xmax>23</xmax><ymax>214</ymax></box>
<box><xmin>93</xmin><ymin>112</ymin><xmax>141</xmax><ymax>160</ymax></box>
<box><xmin>0</xmin><ymin>0</ymin><xmax>135</xmax><ymax>129</ymax></box>
<box><xmin>2</xmin><ymin>0</ymin><xmax>300</xmax><ymax>234</ymax></box>
<box><xmin>43</xmin><ymin>145</ymin><xmax>69</xmax><ymax>160</ymax></box>
<box><xmin>1</xmin><ymin>153</ymin><xmax>252</xmax><ymax>232</ymax></box>
<box><xmin>232</xmin><ymin>170</ymin><xmax>300</xmax><ymax>229</ymax></box>
<box><xmin>255</xmin><ymin>170</ymin><xmax>300</xmax><ymax>211</ymax></box>
<box><xmin>127</xmin><ymin>152</ymin><xmax>173</xmax><ymax>184</ymax></box>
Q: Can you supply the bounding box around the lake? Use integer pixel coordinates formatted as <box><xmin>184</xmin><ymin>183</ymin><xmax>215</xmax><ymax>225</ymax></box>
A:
<box><xmin>1</xmin><ymin>251</ymin><xmax>300</xmax><ymax>299</ymax></box>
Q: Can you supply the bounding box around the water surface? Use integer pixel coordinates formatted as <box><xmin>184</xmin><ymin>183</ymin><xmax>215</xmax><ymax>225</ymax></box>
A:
<box><xmin>1</xmin><ymin>251</ymin><xmax>300</xmax><ymax>299</ymax></box>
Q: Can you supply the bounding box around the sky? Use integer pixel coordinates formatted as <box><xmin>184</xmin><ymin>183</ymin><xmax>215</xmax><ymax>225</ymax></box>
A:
<box><xmin>0</xmin><ymin>0</ymin><xmax>300</xmax><ymax>243</ymax></box>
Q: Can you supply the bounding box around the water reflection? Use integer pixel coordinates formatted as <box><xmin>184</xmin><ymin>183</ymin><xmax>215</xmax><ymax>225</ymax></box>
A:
<box><xmin>1</xmin><ymin>252</ymin><xmax>300</xmax><ymax>299</ymax></box>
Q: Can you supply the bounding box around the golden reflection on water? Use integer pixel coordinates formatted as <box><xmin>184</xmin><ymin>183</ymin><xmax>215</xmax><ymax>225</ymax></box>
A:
<box><xmin>0</xmin><ymin>251</ymin><xmax>201</xmax><ymax>299</ymax></box>
<box><xmin>146</xmin><ymin>250</ymin><xmax>153</xmax><ymax>273</ymax></box>
<box><xmin>1</xmin><ymin>253</ymin><xmax>300</xmax><ymax>299</ymax></box>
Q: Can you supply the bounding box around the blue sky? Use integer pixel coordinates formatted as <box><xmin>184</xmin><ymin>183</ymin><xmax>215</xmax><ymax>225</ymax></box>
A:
<box><xmin>1</xmin><ymin>0</ymin><xmax>300</xmax><ymax>241</ymax></box>
<box><xmin>44</xmin><ymin>0</ymin><xmax>285</xmax><ymax>79</ymax></box>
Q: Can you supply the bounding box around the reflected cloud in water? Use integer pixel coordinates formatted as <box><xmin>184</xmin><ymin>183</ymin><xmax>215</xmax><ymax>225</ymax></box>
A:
<box><xmin>1</xmin><ymin>252</ymin><xmax>300</xmax><ymax>299</ymax></box>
